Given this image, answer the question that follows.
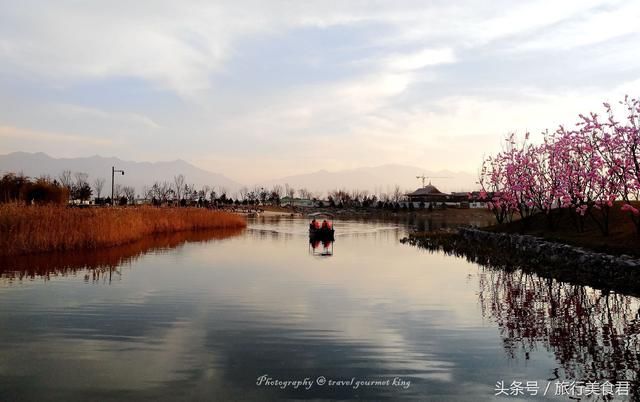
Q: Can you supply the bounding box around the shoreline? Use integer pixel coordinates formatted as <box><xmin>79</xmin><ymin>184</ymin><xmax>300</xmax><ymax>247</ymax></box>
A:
<box><xmin>255</xmin><ymin>205</ymin><xmax>494</xmax><ymax>222</ymax></box>
<box><xmin>403</xmin><ymin>227</ymin><xmax>640</xmax><ymax>296</ymax></box>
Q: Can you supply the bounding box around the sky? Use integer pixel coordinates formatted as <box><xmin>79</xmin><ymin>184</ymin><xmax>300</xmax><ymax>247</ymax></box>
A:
<box><xmin>1</xmin><ymin>0</ymin><xmax>640</xmax><ymax>183</ymax></box>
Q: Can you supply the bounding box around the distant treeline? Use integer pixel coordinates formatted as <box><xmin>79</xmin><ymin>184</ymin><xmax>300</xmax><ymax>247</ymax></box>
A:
<box><xmin>0</xmin><ymin>171</ymin><xmax>423</xmax><ymax>208</ymax></box>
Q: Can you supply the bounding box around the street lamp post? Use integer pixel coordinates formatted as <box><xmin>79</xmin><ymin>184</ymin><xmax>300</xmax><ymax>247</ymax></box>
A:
<box><xmin>111</xmin><ymin>166</ymin><xmax>125</xmax><ymax>206</ymax></box>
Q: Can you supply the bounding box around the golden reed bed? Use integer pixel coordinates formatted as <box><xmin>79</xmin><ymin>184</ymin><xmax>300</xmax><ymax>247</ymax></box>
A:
<box><xmin>0</xmin><ymin>204</ymin><xmax>246</xmax><ymax>256</ymax></box>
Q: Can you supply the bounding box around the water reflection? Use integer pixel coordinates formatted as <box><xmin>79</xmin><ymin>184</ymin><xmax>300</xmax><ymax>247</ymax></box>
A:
<box><xmin>0</xmin><ymin>228</ymin><xmax>244</xmax><ymax>283</ymax></box>
<box><xmin>328</xmin><ymin>213</ymin><xmax>494</xmax><ymax>233</ymax></box>
<box><xmin>478</xmin><ymin>268</ymin><xmax>640</xmax><ymax>397</ymax></box>
<box><xmin>309</xmin><ymin>239</ymin><xmax>334</xmax><ymax>257</ymax></box>
<box><xmin>405</xmin><ymin>233</ymin><xmax>640</xmax><ymax>398</ymax></box>
<box><xmin>3</xmin><ymin>217</ymin><xmax>640</xmax><ymax>400</ymax></box>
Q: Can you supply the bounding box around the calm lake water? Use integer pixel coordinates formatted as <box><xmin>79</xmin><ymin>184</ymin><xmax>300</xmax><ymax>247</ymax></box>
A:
<box><xmin>1</xmin><ymin>217</ymin><xmax>639</xmax><ymax>401</ymax></box>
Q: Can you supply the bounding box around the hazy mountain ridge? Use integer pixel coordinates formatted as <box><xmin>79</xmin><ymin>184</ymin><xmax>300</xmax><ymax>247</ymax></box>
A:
<box><xmin>260</xmin><ymin>163</ymin><xmax>479</xmax><ymax>194</ymax></box>
<box><xmin>0</xmin><ymin>152</ymin><xmax>241</xmax><ymax>193</ymax></box>
<box><xmin>0</xmin><ymin>152</ymin><xmax>480</xmax><ymax>196</ymax></box>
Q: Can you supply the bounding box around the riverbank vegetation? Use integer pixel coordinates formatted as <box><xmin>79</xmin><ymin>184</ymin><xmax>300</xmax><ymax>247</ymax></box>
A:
<box><xmin>478</xmin><ymin>96</ymin><xmax>640</xmax><ymax>239</ymax></box>
<box><xmin>0</xmin><ymin>204</ymin><xmax>246</xmax><ymax>256</ymax></box>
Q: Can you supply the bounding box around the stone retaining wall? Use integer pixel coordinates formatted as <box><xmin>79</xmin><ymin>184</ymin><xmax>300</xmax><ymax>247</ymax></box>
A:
<box><xmin>456</xmin><ymin>228</ymin><xmax>640</xmax><ymax>291</ymax></box>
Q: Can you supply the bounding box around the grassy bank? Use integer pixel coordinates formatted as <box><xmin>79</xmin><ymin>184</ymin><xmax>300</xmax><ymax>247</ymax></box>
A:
<box><xmin>0</xmin><ymin>204</ymin><xmax>246</xmax><ymax>256</ymax></box>
<box><xmin>486</xmin><ymin>202</ymin><xmax>640</xmax><ymax>256</ymax></box>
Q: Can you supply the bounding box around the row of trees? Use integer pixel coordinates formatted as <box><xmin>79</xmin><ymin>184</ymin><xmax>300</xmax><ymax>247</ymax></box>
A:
<box><xmin>2</xmin><ymin>170</ymin><xmax>416</xmax><ymax>209</ymax></box>
<box><xmin>479</xmin><ymin>96</ymin><xmax>640</xmax><ymax>235</ymax></box>
<box><xmin>326</xmin><ymin>185</ymin><xmax>406</xmax><ymax>207</ymax></box>
<box><xmin>0</xmin><ymin>171</ymin><xmax>122</xmax><ymax>205</ymax></box>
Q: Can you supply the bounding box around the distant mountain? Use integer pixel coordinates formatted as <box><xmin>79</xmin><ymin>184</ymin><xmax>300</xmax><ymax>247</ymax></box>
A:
<box><xmin>0</xmin><ymin>152</ymin><xmax>241</xmax><ymax>194</ymax></box>
<box><xmin>259</xmin><ymin>164</ymin><xmax>479</xmax><ymax>195</ymax></box>
<box><xmin>0</xmin><ymin>153</ymin><xmax>479</xmax><ymax>198</ymax></box>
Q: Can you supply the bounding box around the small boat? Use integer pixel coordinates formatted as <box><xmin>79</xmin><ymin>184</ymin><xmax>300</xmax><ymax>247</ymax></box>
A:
<box><xmin>308</xmin><ymin>213</ymin><xmax>335</xmax><ymax>241</ymax></box>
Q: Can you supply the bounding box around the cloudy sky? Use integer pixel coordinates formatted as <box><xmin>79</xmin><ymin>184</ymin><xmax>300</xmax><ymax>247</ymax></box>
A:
<box><xmin>1</xmin><ymin>0</ymin><xmax>639</xmax><ymax>182</ymax></box>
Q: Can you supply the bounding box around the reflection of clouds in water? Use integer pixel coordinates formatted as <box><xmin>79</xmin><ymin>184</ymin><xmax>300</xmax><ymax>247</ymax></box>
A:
<box><xmin>0</xmin><ymin>292</ymin><xmax>453</xmax><ymax>400</ymax></box>
<box><xmin>0</xmin><ymin>218</ymin><xmax>602</xmax><ymax>400</ymax></box>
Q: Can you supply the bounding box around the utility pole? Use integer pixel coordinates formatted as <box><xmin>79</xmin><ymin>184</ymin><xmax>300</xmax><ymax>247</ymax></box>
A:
<box><xmin>111</xmin><ymin>166</ymin><xmax>125</xmax><ymax>206</ymax></box>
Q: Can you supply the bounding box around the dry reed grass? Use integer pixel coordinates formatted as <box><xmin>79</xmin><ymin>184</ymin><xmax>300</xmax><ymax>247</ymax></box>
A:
<box><xmin>0</xmin><ymin>204</ymin><xmax>246</xmax><ymax>256</ymax></box>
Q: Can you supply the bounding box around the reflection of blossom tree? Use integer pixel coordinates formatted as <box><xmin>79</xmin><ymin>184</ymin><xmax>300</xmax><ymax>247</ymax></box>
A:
<box><xmin>402</xmin><ymin>234</ymin><xmax>640</xmax><ymax>398</ymax></box>
<box><xmin>478</xmin><ymin>269</ymin><xmax>640</xmax><ymax>397</ymax></box>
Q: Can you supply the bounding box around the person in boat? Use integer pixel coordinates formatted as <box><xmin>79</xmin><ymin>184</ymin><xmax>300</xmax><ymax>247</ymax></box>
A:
<box><xmin>321</xmin><ymin>220</ymin><xmax>332</xmax><ymax>230</ymax></box>
<box><xmin>310</xmin><ymin>219</ymin><xmax>320</xmax><ymax>230</ymax></box>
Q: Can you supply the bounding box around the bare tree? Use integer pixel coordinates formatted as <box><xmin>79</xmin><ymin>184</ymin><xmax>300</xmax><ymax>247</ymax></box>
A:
<box><xmin>93</xmin><ymin>178</ymin><xmax>105</xmax><ymax>199</ymax></box>
<box><xmin>246</xmin><ymin>186</ymin><xmax>260</xmax><ymax>204</ymax></box>
<box><xmin>239</xmin><ymin>186</ymin><xmax>249</xmax><ymax>201</ymax></box>
<box><xmin>269</xmin><ymin>184</ymin><xmax>283</xmax><ymax>205</ymax></box>
<box><xmin>69</xmin><ymin>172</ymin><xmax>92</xmax><ymax>201</ymax></box>
<box><xmin>142</xmin><ymin>186</ymin><xmax>151</xmax><ymax>201</ymax></box>
<box><xmin>285</xmin><ymin>184</ymin><xmax>295</xmax><ymax>199</ymax></box>
<box><xmin>123</xmin><ymin>186</ymin><xmax>136</xmax><ymax>204</ymax></box>
<box><xmin>173</xmin><ymin>174</ymin><xmax>185</xmax><ymax>201</ymax></box>
<box><xmin>184</xmin><ymin>183</ymin><xmax>197</xmax><ymax>202</ymax></box>
<box><xmin>258</xmin><ymin>187</ymin><xmax>268</xmax><ymax>204</ymax></box>
<box><xmin>299</xmin><ymin>188</ymin><xmax>312</xmax><ymax>200</ymax></box>
<box><xmin>392</xmin><ymin>185</ymin><xmax>402</xmax><ymax>203</ymax></box>
<box><xmin>114</xmin><ymin>184</ymin><xmax>123</xmax><ymax>198</ymax></box>
<box><xmin>59</xmin><ymin>170</ymin><xmax>72</xmax><ymax>189</ymax></box>
<box><xmin>351</xmin><ymin>189</ymin><xmax>363</xmax><ymax>204</ymax></box>
<box><xmin>201</xmin><ymin>185</ymin><xmax>211</xmax><ymax>200</ymax></box>
<box><xmin>283</xmin><ymin>184</ymin><xmax>296</xmax><ymax>206</ymax></box>
<box><xmin>271</xmin><ymin>184</ymin><xmax>283</xmax><ymax>198</ymax></box>
<box><xmin>74</xmin><ymin>172</ymin><xmax>89</xmax><ymax>185</ymax></box>
<box><xmin>151</xmin><ymin>181</ymin><xmax>173</xmax><ymax>203</ymax></box>
<box><xmin>328</xmin><ymin>189</ymin><xmax>351</xmax><ymax>206</ymax></box>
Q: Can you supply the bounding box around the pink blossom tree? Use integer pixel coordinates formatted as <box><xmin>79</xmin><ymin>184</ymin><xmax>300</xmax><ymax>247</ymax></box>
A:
<box><xmin>479</xmin><ymin>96</ymin><xmax>639</xmax><ymax>236</ymax></box>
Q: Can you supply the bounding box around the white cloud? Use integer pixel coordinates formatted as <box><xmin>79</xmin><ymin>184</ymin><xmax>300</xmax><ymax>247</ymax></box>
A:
<box><xmin>53</xmin><ymin>104</ymin><xmax>164</xmax><ymax>130</ymax></box>
<box><xmin>512</xmin><ymin>1</ymin><xmax>640</xmax><ymax>51</ymax></box>
<box><xmin>0</xmin><ymin>125</ymin><xmax>113</xmax><ymax>146</ymax></box>
<box><xmin>387</xmin><ymin>48</ymin><xmax>455</xmax><ymax>71</ymax></box>
<box><xmin>0</xmin><ymin>2</ymin><xmax>271</xmax><ymax>95</ymax></box>
<box><xmin>1</xmin><ymin>0</ymin><xmax>640</xmax><ymax>180</ymax></box>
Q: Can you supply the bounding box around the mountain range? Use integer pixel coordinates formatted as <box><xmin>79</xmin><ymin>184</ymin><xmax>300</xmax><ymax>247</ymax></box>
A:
<box><xmin>259</xmin><ymin>164</ymin><xmax>478</xmax><ymax>195</ymax></box>
<box><xmin>0</xmin><ymin>152</ymin><xmax>241</xmax><ymax>194</ymax></box>
<box><xmin>0</xmin><ymin>152</ymin><xmax>479</xmax><ymax>196</ymax></box>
